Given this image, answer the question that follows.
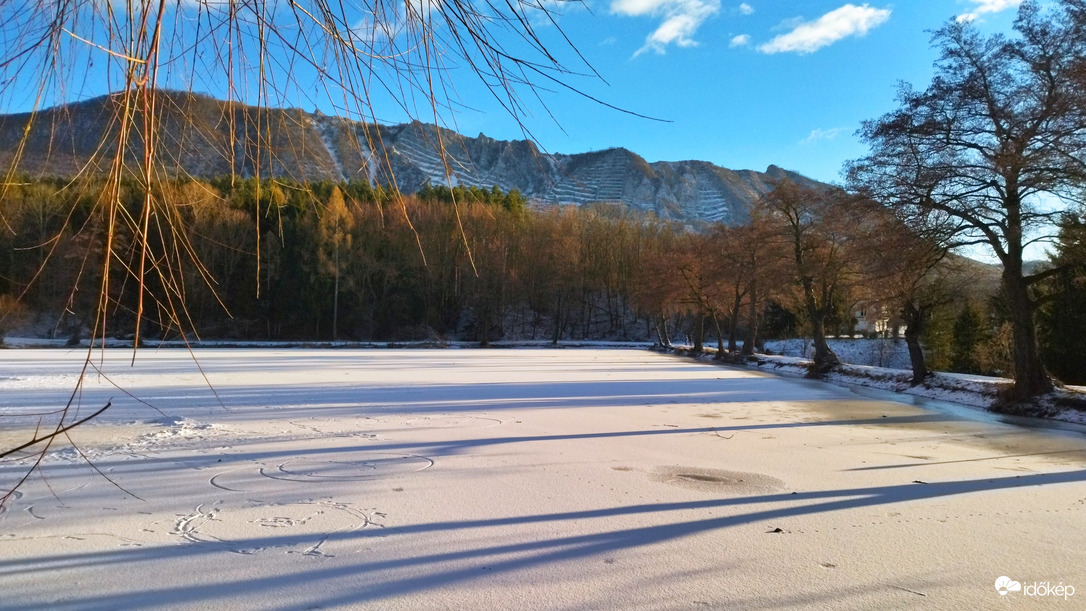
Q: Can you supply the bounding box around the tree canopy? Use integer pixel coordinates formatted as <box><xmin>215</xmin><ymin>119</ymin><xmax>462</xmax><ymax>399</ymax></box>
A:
<box><xmin>848</xmin><ymin>0</ymin><xmax>1086</xmax><ymax>400</ymax></box>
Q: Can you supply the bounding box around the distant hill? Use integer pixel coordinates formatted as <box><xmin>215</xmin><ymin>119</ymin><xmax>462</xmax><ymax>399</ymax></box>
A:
<box><xmin>0</xmin><ymin>91</ymin><xmax>827</xmax><ymax>223</ymax></box>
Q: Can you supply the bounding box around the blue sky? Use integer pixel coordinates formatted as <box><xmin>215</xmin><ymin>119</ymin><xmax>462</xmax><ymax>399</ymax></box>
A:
<box><xmin>2</xmin><ymin>1</ymin><xmax>1028</xmax><ymax>185</ymax></box>
<box><xmin>438</xmin><ymin>0</ymin><xmax>1027</xmax><ymax>184</ymax></box>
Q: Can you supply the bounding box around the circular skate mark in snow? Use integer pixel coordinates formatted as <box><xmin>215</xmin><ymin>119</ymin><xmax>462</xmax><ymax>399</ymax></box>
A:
<box><xmin>174</xmin><ymin>500</ymin><xmax>372</xmax><ymax>556</ymax></box>
<box><xmin>263</xmin><ymin>454</ymin><xmax>433</xmax><ymax>482</ymax></box>
<box><xmin>652</xmin><ymin>466</ymin><xmax>783</xmax><ymax>495</ymax></box>
<box><xmin>0</xmin><ymin>490</ymin><xmax>22</xmax><ymax>515</ymax></box>
<box><xmin>400</xmin><ymin>415</ymin><xmax>503</xmax><ymax>428</ymax></box>
<box><xmin>210</xmin><ymin>454</ymin><xmax>433</xmax><ymax>491</ymax></box>
<box><xmin>287</xmin><ymin>418</ymin><xmax>382</xmax><ymax>437</ymax></box>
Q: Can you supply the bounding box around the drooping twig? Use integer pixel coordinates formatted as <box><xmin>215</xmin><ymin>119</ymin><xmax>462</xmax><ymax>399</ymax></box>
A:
<box><xmin>0</xmin><ymin>401</ymin><xmax>112</xmax><ymax>459</ymax></box>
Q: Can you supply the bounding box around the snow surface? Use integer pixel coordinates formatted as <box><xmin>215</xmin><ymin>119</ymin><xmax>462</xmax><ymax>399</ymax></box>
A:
<box><xmin>763</xmin><ymin>338</ymin><xmax>912</xmax><ymax>370</ymax></box>
<box><xmin>723</xmin><ymin>351</ymin><xmax>1086</xmax><ymax>426</ymax></box>
<box><xmin>2</xmin><ymin>349</ymin><xmax>1085</xmax><ymax>609</ymax></box>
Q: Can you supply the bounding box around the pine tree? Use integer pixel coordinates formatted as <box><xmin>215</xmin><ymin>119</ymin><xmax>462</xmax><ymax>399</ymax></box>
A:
<box><xmin>951</xmin><ymin>303</ymin><xmax>987</xmax><ymax>375</ymax></box>
<box><xmin>1038</xmin><ymin>218</ymin><xmax>1086</xmax><ymax>384</ymax></box>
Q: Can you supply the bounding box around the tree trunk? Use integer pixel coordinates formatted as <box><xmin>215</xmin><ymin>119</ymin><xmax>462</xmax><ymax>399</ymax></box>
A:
<box><xmin>712</xmin><ymin>312</ymin><xmax>726</xmax><ymax>356</ymax></box>
<box><xmin>581</xmin><ymin>286</ymin><xmax>590</xmax><ymax>340</ymax></box>
<box><xmin>692</xmin><ymin>312</ymin><xmax>705</xmax><ymax>354</ymax></box>
<box><xmin>332</xmin><ymin>246</ymin><xmax>339</xmax><ymax>341</ymax></box>
<box><xmin>1003</xmin><ymin>271</ymin><xmax>1053</xmax><ymax>400</ymax></box>
<box><xmin>808</xmin><ymin>312</ymin><xmax>839</xmax><ymax>374</ymax></box>
<box><xmin>741</xmin><ymin>276</ymin><xmax>758</xmax><ymax>356</ymax></box>
<box><xmin>479</xmin><ymin>302</ymin><xmax>490</xmax><ymax>347</ymax></box>
<box><xmin>802</xmin><ymin>279</ymin><xmax>840</xmax><ymax>374</ymax></box>
<box><xmin>902</xmin><ymin>302</ymin><xmax>928</xmax><ymax>385</ymax></box>
<box><xmin>727</xmin><ymin>288</ymin><xmax>742</xmax><ymax>353</ymax></box>
<box><xmin>552</xmin><ymin>294</ymin><xmax>563</xmax><ymax>346</ymax></box>
<box><xmin>653</xmin><ymin>315</ymin><xmax>666</xmax><ymax>347</ymax></box>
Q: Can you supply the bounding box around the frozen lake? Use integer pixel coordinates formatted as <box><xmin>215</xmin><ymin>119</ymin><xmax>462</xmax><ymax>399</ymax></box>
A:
<box><xmin>2</xmin><ymin>349</ymin><xmax>1085</xmax><ymax>609</ymax></box>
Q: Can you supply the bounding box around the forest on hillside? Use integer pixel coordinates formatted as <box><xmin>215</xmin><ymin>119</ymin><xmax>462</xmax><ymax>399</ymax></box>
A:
<box><xmin>1</xmin><ymin>176</ymin><xmax>1083</xmax><ymax>384</ymax></box>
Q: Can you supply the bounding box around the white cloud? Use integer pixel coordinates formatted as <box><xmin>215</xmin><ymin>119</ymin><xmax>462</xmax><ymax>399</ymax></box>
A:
<box><xmin>956</xmin><ymin>0</ymin><xmax>1021</xmax><ymax>23</ymax></box>
<box><xmin>730</xmin><ymin>34</ymin><xmax>751</xmax><ymax>47</ymax></box>
<box><xmin>801</xmin><ymin>127</ymin><xmax>847</xmax><ymax>145</ymax></box>
<box><xmin>757</xmin><ymin>4</ymin><xmax>891</xmax><ymax>55</ymax></box>
<box><xmin>611</xmin><ymin>0</ymin><xmax>722</xmax><ymax>56</ymax></box>
<box><xmin>738</xmin><ymin>3</ymin><xmax>753</xmax><ymax>15</ymax></box>
<box><xmin>771</xmin><ymin>16</ymin><xmax>806</xmax><ymax>32</ymax></box>
<box><xmin>349</xmin><ymin>17</ymin><xmax>400</xmax><ymax>48</ymax></box>
<box><xmin>347</xmin><ymin>2</ymin><xmax>419</xmax><ymax>47</ymax></box>
<box><xmin>404</xmin><ymin>0</ymin><xmax>438</xmax><ymax>23</ymax></box>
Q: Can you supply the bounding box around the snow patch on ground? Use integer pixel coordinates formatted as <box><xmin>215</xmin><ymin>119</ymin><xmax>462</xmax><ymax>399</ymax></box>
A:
<box><xmin>32</xmin><ymin>417</ymin><xmax>229</xmax><ymax>465</ymax></box>
<box><xmin>763</xmin><ymin>338</ymin><xmax>911</xmax><ymax>370</ymax></box>
<box><xmin>724</xmin><ymin>351</ymin><xmax>1086</xmax><ymax>425</ymax></box>
<box><xmin>137</xmin><ymin>418</ymin><xmax>219</xmax><ymax>442</ymax></box>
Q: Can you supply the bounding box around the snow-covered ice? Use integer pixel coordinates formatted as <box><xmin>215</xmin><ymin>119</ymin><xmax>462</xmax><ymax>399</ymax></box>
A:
<box><xmin>2</xmin><ymin>349</ymin><xmax>1085</xmax><ymax>609</ymax></box>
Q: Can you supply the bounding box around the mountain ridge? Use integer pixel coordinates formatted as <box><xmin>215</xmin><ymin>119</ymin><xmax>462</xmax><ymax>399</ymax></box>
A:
<box><xmin>0</xmin><ymin>91</ymin><xmax>826</xmax><ymax>222</ymax></box>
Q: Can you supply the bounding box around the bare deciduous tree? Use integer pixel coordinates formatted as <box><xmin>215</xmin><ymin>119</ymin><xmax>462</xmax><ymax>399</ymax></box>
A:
<box><xmin>759</xmin><ymin>180</ymin><xmax>872</xmax><ymax>375</ymax></box>
<box><xmin>858</xmin><ymin>209</ymin><xmax>965</xmax><ymax>384</ymax></box>
<box><xmin>848</xmin><ymin>1</ymin><xmax>1086</xmax><ymax>400</ymax></box>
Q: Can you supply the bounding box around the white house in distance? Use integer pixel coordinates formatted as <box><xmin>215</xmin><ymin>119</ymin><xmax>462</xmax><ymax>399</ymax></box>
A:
<box><xmin>853</xmin><ymin>305</ymin><xmax>903</xmax><ymax>337</ymax></box>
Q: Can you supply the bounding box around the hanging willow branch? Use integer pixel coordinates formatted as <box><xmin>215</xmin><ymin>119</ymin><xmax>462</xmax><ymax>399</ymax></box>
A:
<box><xmin>0</xmin><ymin>0</ymin><xmax>605</xmax><ymax>506</ymax></box>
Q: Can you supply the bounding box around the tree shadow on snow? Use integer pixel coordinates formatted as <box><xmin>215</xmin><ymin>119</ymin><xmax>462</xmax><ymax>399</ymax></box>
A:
<box><xmin>3</xmin><ymin>468</ymin><xmax>1084</xmax><ymax>609</ymax></box>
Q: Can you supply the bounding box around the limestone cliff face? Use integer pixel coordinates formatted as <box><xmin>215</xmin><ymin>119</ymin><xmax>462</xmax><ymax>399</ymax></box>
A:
<box><xmin>0</xmin><ymin>92</ymin><xmax>824</xmax><ymax>223</ymax></box>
